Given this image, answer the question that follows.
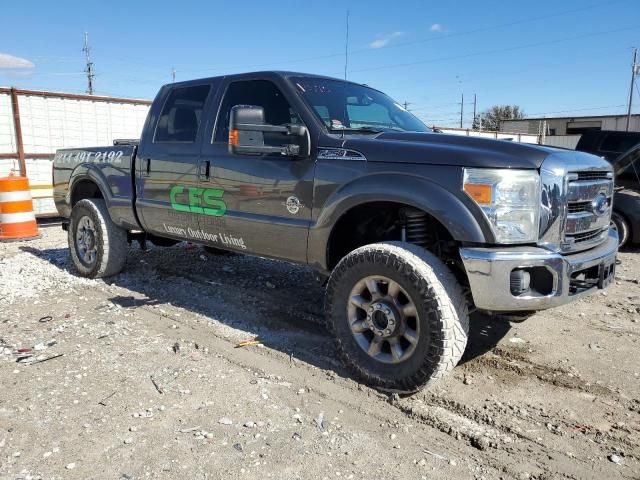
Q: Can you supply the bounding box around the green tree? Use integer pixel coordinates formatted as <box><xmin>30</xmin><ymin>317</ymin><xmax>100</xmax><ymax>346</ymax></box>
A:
<box><xmin>473</xmin><ymin>105</ymin><xmax>525</xmax><ymax>131</ymax></box>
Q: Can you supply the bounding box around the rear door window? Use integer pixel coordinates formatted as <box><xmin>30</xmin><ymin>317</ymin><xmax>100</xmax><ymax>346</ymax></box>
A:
<box><xmin>154</xmin><ymin>85</ymin><xmax>211</xmax><ymax>143</ymax></box>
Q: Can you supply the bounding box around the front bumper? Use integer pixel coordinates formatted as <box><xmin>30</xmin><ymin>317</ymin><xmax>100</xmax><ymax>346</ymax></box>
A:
<box><xmin>460</xmin><ymin>229</ymin><xmax>618</xmax><ymax>312</ymax></box>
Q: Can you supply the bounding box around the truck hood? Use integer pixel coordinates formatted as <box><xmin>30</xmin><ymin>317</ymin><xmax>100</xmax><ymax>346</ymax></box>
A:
<box><xmin>329</xmin><ymin>132</ymin><xmax>554</xmax><ymax>170</ymax></box>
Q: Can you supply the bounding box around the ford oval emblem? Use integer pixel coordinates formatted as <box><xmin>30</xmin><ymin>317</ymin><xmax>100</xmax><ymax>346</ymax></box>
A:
<box><xmin>592</xmin><ymin>193</ymin><xmax>608</xmax><ymax>216</ymax></box>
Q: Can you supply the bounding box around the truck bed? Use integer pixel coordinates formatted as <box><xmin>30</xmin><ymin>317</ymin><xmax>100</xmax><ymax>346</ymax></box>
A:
<box><xmin>52</xmin><ymin>144</ymin><xmax>140</xmax><ymax>230</ymax></box>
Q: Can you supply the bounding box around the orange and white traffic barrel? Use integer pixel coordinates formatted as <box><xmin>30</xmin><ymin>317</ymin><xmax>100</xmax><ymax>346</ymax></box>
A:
<box><xmin>0</xmin><ymin>174</ymin><xmax>41</xmax><ymax>241</ymax></box>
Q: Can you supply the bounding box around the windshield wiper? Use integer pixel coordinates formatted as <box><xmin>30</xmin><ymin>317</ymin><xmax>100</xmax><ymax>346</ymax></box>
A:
<box><xmin>328</xmin><ymin>126</ymin><xmax>384</xmax><ymax>134</ymax></box>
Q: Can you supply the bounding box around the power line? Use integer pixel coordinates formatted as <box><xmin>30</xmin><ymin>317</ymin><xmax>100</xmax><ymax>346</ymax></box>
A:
<box><xmin>163</xmin><ymin>0</ymin><xmax>629</xmax><ymax>76</ymax></box>
<box><xmin>348</xmin><ymin>0</ymin><xmax>628</xmax><ymax>56</ymax></box>
<box><xmin>345</xmin><ymin>25</ymin><xmax>639</xmax><ymax>75</ymax></box>
<box><xmin>82</xmin><ymin>32</ymin><xmax>95</xmax><ymax>95</ymax></box>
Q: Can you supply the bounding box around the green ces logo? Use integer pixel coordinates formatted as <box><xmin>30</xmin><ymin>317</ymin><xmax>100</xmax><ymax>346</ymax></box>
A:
<box><xmin>170</xmin><ymin>185</ymin><xmax>226</xmax><ymax>216</ymax></box>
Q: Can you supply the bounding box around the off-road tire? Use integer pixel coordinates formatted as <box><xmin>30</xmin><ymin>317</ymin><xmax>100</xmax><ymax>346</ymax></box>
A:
<box><xmin>325</xmin><ymin>242</ymin><xmax>469</xmax><ymax>393</ymax></box>
<box><xmin>69</xmin><ymin>198</ymin><xmax>128</xmax><ymax>278</ymax></box>
<box><xmin>611</xmin><ymin>211</ymin><xmax>630</xmax><ymax>247</ymax></box>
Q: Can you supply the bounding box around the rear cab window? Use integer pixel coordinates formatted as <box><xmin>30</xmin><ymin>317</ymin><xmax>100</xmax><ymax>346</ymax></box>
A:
<box><xmin>154</xmin><ymin>85</ymin><xmax>211</xmax><ymax>143</ymax></box>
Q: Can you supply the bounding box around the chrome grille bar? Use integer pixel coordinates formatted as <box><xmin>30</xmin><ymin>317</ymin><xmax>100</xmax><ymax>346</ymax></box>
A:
<box><xmin>566</xmin><ymin>179</ymin><xmax>613</xmax><ymax>202</ymax></box>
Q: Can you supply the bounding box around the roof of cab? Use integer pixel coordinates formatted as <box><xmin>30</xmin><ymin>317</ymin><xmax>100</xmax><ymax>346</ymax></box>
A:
<box><xmin>162</xmin><ymin>70</ymin><xmax>369</xmax><ymax>90</ymax></box>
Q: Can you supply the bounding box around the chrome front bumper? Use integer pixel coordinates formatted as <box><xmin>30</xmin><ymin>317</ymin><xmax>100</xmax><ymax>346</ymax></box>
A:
<box><xmin>460</xmin><ymin>229</ymin><xmax>618</xmax><ymax>312</ymax></box>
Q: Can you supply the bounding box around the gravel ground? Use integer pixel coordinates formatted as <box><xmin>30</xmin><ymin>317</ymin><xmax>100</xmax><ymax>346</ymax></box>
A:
<box><xmin>1</xmin><ymin>225</ymin><xmax>639</xmax><ymax>480</ymax></box>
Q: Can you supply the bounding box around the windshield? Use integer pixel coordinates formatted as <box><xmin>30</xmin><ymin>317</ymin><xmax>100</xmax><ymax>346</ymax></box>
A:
<box><xmin>291</xmin><ymin>76</ymin><xmax>430</xmax><ymax>133</ymax></box>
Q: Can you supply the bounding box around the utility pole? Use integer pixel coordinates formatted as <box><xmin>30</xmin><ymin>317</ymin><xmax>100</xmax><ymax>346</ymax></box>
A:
<box><xmin>343</xmin><ymin>10</ymin><xmax>350</xmax><ymax>80</ymax></box>
<box><xmin>472</xmin><ymin>94</ymin><xmax>477</xmax><ymax>129</ymax></box>
<box><xmin>626</xmin><ymin>47</ymin><xmax>638</xmax><ymax>132</ymax></box>
<box><xmin>83</xmin><ymin>32</ymin><xmax>95</xmax><ymax>95</ymax></box>
<box><xmin>459</xmin><ymin>93</ymin><xmax>464</xmax><ymax>128</ymax></box>
<box><xmin>171</xmin><ymin>67</ymin><xmax>176</xmax><ymax>82</ymax></box>
<box><xmin>403</xmin><ymin>101</ymin><xmax>411</xmax><ymax>111</ymax></box>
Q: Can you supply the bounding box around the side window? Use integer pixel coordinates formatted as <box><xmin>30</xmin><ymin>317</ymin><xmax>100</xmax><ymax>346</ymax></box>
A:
<box><xmin>154</xmin><ymin>85</ymin><xmax>211</xmax><ymax>143</ymax></box>
<box><xmin>214</xmin><ymin>80</ymin><xmax>301</xmax><ymax>143</ymax></box>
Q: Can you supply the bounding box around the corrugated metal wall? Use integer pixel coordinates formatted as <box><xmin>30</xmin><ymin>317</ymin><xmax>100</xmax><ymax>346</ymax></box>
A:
<box><xmin>438</xmin><ymin>127</ymin><xmax>540</xmax><ymax>144</ymax></box>
<box><xmin>0</xmin><ymin>88</ymin><xmax>150</xmax><ymax>216</ymax></box>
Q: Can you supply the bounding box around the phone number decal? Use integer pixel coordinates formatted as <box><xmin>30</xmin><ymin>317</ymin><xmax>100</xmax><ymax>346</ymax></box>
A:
<box><xmin>54</xmin><ymin>150</ymin><xmax>124</xmax><ymax>164</ymax></box>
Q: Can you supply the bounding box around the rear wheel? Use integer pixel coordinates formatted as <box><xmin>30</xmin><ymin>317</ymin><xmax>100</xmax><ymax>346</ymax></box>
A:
<box><xmin>68</xmin><ymin>198</ymin><xmax>128</xmax><ymax>278</ymax></box>
<box><xmin>611</xmin><ymin>211</ymin><xmax>630</xmax><ymax>247</ymax></box>
<box><xmin>325</xmin><ymin>242</ymin><xmax>469</xmax><ymax>393</ymax></box>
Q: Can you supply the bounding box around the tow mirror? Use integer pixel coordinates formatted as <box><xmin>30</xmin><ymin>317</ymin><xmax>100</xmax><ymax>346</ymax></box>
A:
<box><xmin>228</xmin><ymin>105</ymin><xmax>308</xmax><ymax>158</ymax></box>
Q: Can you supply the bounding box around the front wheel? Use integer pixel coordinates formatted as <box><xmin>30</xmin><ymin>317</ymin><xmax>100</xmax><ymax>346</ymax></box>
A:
<box><xmin>325</xmin><ymin>242</ymin><xmax>469</xmax><ymax>393</ymax></box>
<box><xmin>68</xmin><ymin>198</ymin><xmax>128</xmax><ymax>278</ymax></box>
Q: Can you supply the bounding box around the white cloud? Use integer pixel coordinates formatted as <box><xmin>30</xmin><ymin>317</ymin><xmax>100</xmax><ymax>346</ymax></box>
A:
<box><xmin>0</xmin><ymin>53</ymin><xmax>35</xmax><ymax>70</ymax></box>
<box><xmin>369</xmin><ymin>31</ymin><xmax>403</xmax><ymax>49</ymax></box>
<box><xmin>430</xmin><ymin>23</ymin><xmax>443</xmax><ymax>33</ymax></box>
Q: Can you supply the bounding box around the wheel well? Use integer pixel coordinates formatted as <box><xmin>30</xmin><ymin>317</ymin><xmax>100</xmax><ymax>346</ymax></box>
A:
<box><xmin>613</xmin><ymin>208</ymin><xmax>633</xmax><ymax>240</ymax></box>
<box><xmin>326</xmin><ymin>202</ymin><xmax>459</xmax><ymax>271</ymax></box>
<box><xmin>71</xmin><ymin>180</ymin><xmax>103</xmax><ymax>206</ymax></box>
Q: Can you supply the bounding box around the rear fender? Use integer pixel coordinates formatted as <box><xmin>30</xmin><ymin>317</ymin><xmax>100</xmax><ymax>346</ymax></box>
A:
<box><xmin>68</xmin><ymin>164</ymin><xmax>140</xmax><ymax>230</ymax></box>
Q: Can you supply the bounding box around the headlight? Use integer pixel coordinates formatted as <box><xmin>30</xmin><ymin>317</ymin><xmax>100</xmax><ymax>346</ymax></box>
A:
<box><xmin>463</xmin><ymin>168</ymin><xmax>540</xmax><ymax>244</ymax></box>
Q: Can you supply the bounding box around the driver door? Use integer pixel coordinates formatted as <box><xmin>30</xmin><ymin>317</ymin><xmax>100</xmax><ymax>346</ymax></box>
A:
<box><xmin>198</xmin><ymin>78</ymin><xmax>316</xmax><ymax>263</ymax></box>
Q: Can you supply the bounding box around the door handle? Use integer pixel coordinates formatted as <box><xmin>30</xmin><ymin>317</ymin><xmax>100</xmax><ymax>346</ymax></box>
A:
<box><xmin>142</xmin><ymin>158</ymin><xmax>151</xmax><ymax>176</ymax></box>
<box><xmin>199</xmin><ymin>160</ymin><xmax>211</xmax><ymax>179</ymax></box>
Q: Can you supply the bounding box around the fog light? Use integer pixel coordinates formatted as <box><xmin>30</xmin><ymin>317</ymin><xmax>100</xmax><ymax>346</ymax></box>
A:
<box><xmin>510</xmin><ymin>269</ymin><xmax>531</xmax><ymax>296</ymax></box>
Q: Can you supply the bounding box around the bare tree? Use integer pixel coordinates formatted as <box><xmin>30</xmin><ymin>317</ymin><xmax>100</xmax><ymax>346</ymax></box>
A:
<box><xmin>473</xmin><ymin>105</ymin><xmax>525</xmax><ymax>131</ymax></box>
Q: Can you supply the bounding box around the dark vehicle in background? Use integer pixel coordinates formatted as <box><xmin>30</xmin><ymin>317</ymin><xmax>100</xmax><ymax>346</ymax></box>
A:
<box><xmin>575</xmin><ymin>130</ymin><xmax>640</xmax><ymax>246</ymax></box>
<box><xmin>53</xmin><ymin>71</ymin><xmax>618</xmax><ymax>393</ymax></box>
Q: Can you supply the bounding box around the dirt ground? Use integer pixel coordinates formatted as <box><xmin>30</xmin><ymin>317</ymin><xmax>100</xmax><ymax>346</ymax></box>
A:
<box><xmin>1</xmin><ymin>224</ymin><xmax>639</xmax><ymax>480</ymax></box>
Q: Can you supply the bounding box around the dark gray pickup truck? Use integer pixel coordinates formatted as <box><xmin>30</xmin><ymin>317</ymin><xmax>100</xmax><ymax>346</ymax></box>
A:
<box><xmin>53</xmin><ymin>71</ymin><xmax>618</xmax><ymax>392</ymax></box>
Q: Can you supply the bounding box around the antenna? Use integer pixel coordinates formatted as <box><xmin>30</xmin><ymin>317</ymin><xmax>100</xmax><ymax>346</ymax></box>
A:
<box><xmin>171</xmin><ymin>67</ymin><xmax>176</xmax><ymax>83</ymax></box>
<box><xmin>626</xmin><ymin>47</ymin><xmax>638</xmax><ymax>132</ymax></box>
<box><xmin>344</xmin><ymin>10</ymin><xmax>350</xmax><ymax>80</ymax></box>
<box><xmin>83</xmin><ymin>32</ymin><xmax>95</xmax><ymax>95</ymax></box>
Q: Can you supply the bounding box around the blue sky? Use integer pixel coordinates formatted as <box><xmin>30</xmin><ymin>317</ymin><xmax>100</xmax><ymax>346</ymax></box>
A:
<box><xmin>1</xmin><ymin>0</ymin><xmax>638</xmax><ymax>127</ymax></box>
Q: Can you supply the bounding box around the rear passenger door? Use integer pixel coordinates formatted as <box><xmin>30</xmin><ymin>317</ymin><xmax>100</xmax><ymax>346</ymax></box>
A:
<box><xmin>136</xmin><ymin>83</ymin><xmax>216</xmax><ymax>240</ymax></box>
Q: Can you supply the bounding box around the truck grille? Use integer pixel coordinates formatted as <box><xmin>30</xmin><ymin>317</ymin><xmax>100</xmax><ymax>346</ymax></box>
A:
<box><xmin>575</xmin><ymin>171</ymin><xmax>611</xmax><ymax>181</ymax></box>
<box><xmin>563</xmin><ymin>171</ymin><xmax>613</xmax><ymax>252</ymax></box>
<box><xmin>567</xmin><ymin>201</ymin><xmax>592</xmax><ymax>213</ymax></box>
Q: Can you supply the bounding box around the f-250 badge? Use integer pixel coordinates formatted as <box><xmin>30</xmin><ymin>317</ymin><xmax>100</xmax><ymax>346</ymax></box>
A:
<box><xmin>284</xmin><ymin>196</ymin><xmax>303</xmax><ymax>215</ymax></box>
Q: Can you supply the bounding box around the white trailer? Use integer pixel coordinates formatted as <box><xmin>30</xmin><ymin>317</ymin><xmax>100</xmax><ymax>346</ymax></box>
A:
<box><xmin>0</xmin><ymin>88</ymin><xmax>150</xmax><ymax>216</ymax></box>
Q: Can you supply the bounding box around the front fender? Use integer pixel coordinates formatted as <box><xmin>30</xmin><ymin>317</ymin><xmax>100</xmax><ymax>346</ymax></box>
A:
<box><xmin>307</xmin><ymin>172</ymin><xmax>492</xmax><ymax>270</ymax></box>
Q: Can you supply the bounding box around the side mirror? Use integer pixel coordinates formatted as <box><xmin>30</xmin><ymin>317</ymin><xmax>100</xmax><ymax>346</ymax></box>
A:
<box><xmin>228</xmin><ymin>105</ymin><xmax>308</xmax><ymax>157</ymax></box>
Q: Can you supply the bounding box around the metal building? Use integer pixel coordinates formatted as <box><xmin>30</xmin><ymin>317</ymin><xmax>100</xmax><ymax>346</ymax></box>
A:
<box><xmin>0</xmin><ymin>88</ymin><xmax>150</xmax><ymax>216</ymax></box>
<box><xmin>501</xmin><ymin>114</ymin><xmax>640</xmax><ymax>136</ymax></box>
